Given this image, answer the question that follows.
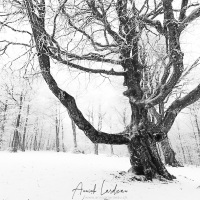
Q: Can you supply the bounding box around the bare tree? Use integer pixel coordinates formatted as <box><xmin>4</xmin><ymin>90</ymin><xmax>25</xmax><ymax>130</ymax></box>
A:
<box><xmin>3</xmin><ymin>0</ymin><xmax>200</xmax><ymax>180</ymax></box>
<box><xmin>71</xmin><ymin>118</ymin><xmax>77</xmax><ymax>149</ymax></box>
<box><xmin>108</xmin><ymin>118</ymin><xmax>115</xmax><ymax>156</ymax></box>
<box><xmin>37</xmin><ymin>127</ymin><xmax>44</xmax><ymax>151</ymax></box>
<box><xmin>87</xmin><ymin>106</ymin><xmax>97</xmax><ymax>154</ymax></box>
<box><xmin>96</xmin><ymin>106</ymin><xmax>106</xmax><ymax>155</ymax></box>
<box><xmin>33</xmin><ymin>118</ymin><xmax>39</xmax><ymax>151</ymax></box>
<box><xmin>55</xmin><ymin>106</ymin><xmax>60</xmax><ymax>152</ymax></box>
<box><xmin>61</xmin><ymin>121</ymin><xmax>66</xmax><ymax>152</ymax></box>
<box><xmin>189</xmin><ymin>104</ymin><xmax>200</xmax><ymax>147</ymax></box>
<box><xmin>0</xmin><ymin>100</ymin><xmax>8</xmax><ymax>149</ymax></box>
<box><xmin>176</xmin><ymin>123</ymin><xmax>187</xmax><ymax>164</ymax></box>
<box><xmin>22</xmin><ymin>104</ymin><xmax>30</xmax><ymax>151</ymax></box>
<box><xmin>188</xmin><ymin>103</ymin><xmax>200</xmax><ymax>162</ymax></box>
<box><xmin>11</xmin><ymin>92</ymin><xmax>23</xmax><ymax>152</ymax></box>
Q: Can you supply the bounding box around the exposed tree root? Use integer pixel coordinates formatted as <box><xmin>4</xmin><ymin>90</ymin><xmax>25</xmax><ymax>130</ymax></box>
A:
<box><xmin>113</xmin><ymin>170</ymin><xmax>175</xmax><ymax>183</ymax></box>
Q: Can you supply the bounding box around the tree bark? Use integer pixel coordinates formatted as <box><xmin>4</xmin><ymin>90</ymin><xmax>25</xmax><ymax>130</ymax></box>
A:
<box><xmin>128</xmin><ymin>132</ymin><xmax>175</xmax><ymax>180</ymax></box>
<box><xmin>55</xmin><ymin>110</ymin><xmax>60</xmax><ymax>152</ymax></box>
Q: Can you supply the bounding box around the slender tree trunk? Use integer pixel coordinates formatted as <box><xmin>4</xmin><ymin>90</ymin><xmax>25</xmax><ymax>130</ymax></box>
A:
<box><xmin>109</xmin><ymin>122</ymin><xmax>114</xmax><ymax>156</ymax></box>
<box><xmin>71</xmin><ymin>119</ymin><xmax>77</xmax><ymax>148</ymax></box>
<box><xmin>61</xmin><ymin>122</ymin><xmax>66</xmax><ymax>152</ymax></box>
<box><xmin>22</xmin><ymin>104</ymin><xmax>30</xmax><ymax>152</ymax></box>
<box><xmin>189</xmin><ymin>113</ymin><xmax>200</xmax><ymax>161</ymax></box>
<box><xmin>29</xmin><ymin>135</ymin><xmax>33</xmax><ymax>150</ymax></box>
<box><xmin>177</xmin><ymin>124</ymin><xmax>187</xmax><ymax>164</ymax></box>
<box><xmin>186</xmin><ymin>146</ymin><xmax>193</xmax><ymax>165</ymax></box>
<box><xmin>110</xmin><ymin>145</ymin><xmax>114</xmax><ymax>155</ymax></box>
<box><xmin>0</xmin><ymin>100</ymin><xmax>8</xmax><ymax>149</ymax></box>
<box><xmin>37</xmin><ymin>128</ymin><xmax>43</xmax><ymax>151</ymax></box>
<box><xmin>94</xmin><ymin>143</ymin><xmax>98</xmax><ymax>155</ymax></box>
<box><xmin>51</xmin><ymin>140</ymin><xmax>56</xmax><ymax>151</ymax></box>
<box><xmin>33</xmin><ymin>118</ymin><xmax>39</xmax><ymax>151</ymax></box>
<box><xmin>94</xmin><ymin>144</ymin><xmax>98</xmax><ymax>154</ymax></box>
<box><xmin>55</xmin><ymin>106</ymin><xmax>61</xmax><ymax>152</ymax></box>
<box><xmin>55</xmin><ymin>116</ymin><xmax>60</xmax><ymax>152</ymax></box>
<box><xmin>33</xmin><ymin>135</ymin><xmax>37</xmax><ymax>151</ymax></box>
<box><xmin>94</xmin><ymin>108</ymin><xmax>104</xmax><ymax>155</ymax></box>
<box><xmin>46</xmin><ymin>134</ymin><xmax>51</xmax><ymax>151</ymax></box>
<box><xmin>193</xmin><ymin>114</ymin><xmax>200</xmax><ymax>150</ymax></box>
<box><xmin>26</xmin><ymin>135</ymin><xmax>32</xmax><ymax>150</ymax></box>
<box><xmin>12</xmin><ymin>93</ymin><xmax>23</xmax><ymax>152</ymax></box>
<box><xmin>56</xmin><ymin>130</ymin><xmax>60</xmax><ymax>152</ymax></box>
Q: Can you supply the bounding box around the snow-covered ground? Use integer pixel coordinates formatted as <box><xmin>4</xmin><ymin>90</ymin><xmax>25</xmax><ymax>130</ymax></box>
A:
<box><xmin>0</xmin><ymin>152</ymin><xmax>199</xmax><ymax>200</ymax></box>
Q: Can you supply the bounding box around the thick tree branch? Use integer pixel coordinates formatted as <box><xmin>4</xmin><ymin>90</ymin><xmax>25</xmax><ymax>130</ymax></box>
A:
<box><xmin>179</xmin><ymin>6</ymin><xmax>200</xmax><ymax>33</ymax></box>
<box><xmin>40</xmin><ymin>55</ymin><xmax>129</xmax><ymax>144</ymax></box>
<box><xmin>160</xmin><ymin>83</ymin><xmax>200</xmax><ymax>134</ymax></box>
<box><xmin>48</xmin><ymin>46</ymin><xmax>121</xmax><ymax>65</ymax></box>
<box><xmin>24</xmin><ymin>0</ymin><xmax>129</xmax><ymax>145</ymax></box>
<box><xmin>179</xmin><ymin>0</ymin><xmax>189</xmax><ymax>21</ymax></box>
<box><xmin>116</xmin><ymin>0</ymin><xmax>128</xmax><ymax>37</ymax></box>
<box><xmin>146</xmin><ymin>2</ymin><xmax>163</xmax><ymax>18</ymax></box>
<box><xmin>141</xmin><ymin>17</ymin><xmax>164</xmax><ymax>35</ymax></box>
<box><xmin>48</xmin><ymin>51</ymin><xmax>125</xmax><ymax>76</ymax></box>
<box><xmin>41</xmin><ymin>55</ymin><xmax>129</xmax><ymax>144</ymax></box>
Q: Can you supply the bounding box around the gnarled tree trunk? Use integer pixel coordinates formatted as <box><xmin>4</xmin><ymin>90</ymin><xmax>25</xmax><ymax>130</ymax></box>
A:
<box><xmin>128</xmin><ymin>133</ymin><xmax>175</xmax><ymax>180</ymax></box>
<box><xmin>125</xmin><ymin>103</ymin><xmax>175</xmax><ymax>180</ymax></box>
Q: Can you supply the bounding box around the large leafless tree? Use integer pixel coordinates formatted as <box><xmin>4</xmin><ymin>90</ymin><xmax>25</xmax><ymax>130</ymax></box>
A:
<box><xmin>2</xmin><ymin>0</ymin><xmax>200</xmax><ymax>180</ymax></box>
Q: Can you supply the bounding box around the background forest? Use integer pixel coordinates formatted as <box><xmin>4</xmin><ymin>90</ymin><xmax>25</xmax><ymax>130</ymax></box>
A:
<box><xmin>0</xmin><ymin>62</ymin><xmax>200</xmax><ymax>166</ymax></box>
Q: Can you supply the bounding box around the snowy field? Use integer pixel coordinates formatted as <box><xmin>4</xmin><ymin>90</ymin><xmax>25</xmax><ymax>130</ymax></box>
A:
<box><xmin>0</xmin><ymin>152</ymin><xmax>200</xmax><ymax>200</ymax></box>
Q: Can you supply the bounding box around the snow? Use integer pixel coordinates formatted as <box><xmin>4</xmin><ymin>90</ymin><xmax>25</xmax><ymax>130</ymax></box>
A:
<box><xmin>0</xmin><ymin>152</ymin><xmax>199</xmax><ymax>200</ymax></box>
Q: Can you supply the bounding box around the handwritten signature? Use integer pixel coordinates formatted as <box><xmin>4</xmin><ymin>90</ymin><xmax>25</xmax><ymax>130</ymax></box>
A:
<box><xmin>72</xmin><ymin>180</ymin><xmax>128</xmax><ymax>199</ymax></box>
